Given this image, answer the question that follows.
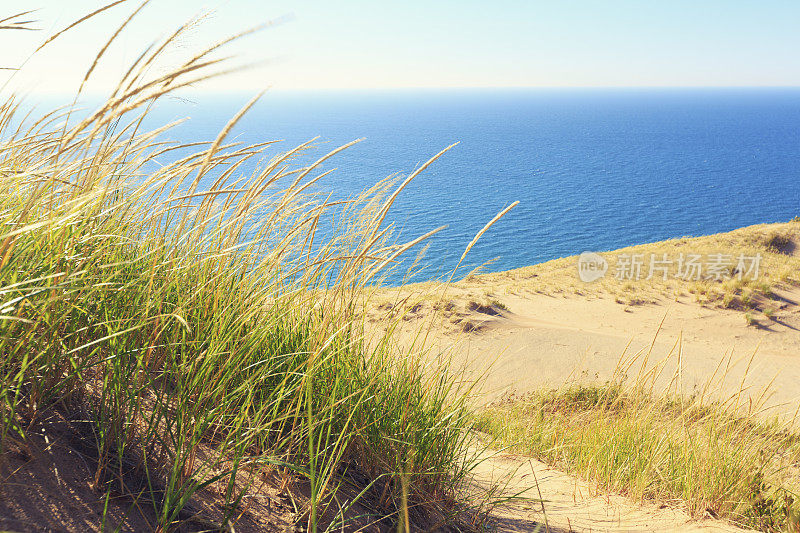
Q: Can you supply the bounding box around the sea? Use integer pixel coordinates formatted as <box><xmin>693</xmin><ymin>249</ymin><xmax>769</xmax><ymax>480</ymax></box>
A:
<box><xmin>140</xmin><ymin>88</ymin><xmax>800</xmax><ymax>284</ymax></box>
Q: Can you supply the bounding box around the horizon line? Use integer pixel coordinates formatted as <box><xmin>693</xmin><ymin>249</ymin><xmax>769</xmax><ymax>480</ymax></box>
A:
<box><xmin>24</xmin><ymin>84</ymin><xmax>800</xmax><ymax>98</ymax></box>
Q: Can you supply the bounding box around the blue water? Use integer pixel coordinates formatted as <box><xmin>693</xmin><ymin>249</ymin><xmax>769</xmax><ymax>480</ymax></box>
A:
<box><xmin>148</xmin><ymin>88</ymin><xmax>800</xmax><ymax>284</ymax></box>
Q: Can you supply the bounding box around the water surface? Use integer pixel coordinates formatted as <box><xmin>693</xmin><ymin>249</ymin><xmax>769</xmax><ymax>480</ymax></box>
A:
<box><xmin>148</xmin><ymin>88</ymin><xmax>800</xmax><ymax>283</ymax></box>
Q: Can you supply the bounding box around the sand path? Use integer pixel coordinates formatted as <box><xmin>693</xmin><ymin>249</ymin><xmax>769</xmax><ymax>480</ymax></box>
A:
<box><xmin>472</xmin><ymin>449</ymin><xmax>754</xmax><ymax>532</ymax></box>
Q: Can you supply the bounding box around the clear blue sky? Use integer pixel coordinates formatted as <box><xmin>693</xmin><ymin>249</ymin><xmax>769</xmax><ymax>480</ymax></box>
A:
<box><xmin>3</xmin><ymin>0</ymin><xmax>800</xmax><ymax>93</ymax></box>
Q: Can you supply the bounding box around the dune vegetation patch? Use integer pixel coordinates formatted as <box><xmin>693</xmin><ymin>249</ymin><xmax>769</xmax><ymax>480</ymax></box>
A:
<box><xmin>474</xmin><ymin>372</ymin><xmax>800</xmax><ymax>532</ymax></box>
<box><xmin>450</xmin><ymin>221</ymin><xmax>800</xmax><ymax>317</ymax></box>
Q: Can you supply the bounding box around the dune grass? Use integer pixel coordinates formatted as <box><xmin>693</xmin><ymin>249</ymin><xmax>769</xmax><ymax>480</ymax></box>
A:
<box><xmin>0</xmin><ymin>7</ymin><xmax>491</xmax><ymax>532</ymax></box>
<box><xmin>457</xmin><ymin>221</ymin><xmax>800</xmax><ymax>312</ymax></box>
<box><xmin>474</xmin><ymin>351</ymin><xmax>800</xmax><ymax>532</ymax></box>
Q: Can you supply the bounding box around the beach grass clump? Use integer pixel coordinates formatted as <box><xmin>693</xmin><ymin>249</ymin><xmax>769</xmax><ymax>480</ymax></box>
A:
<box><xmin>0</xmin><ymin>8</ymin><xmax>479</xmax><ymax>532</ymax></box>
<box><xmin>474</xmin><ymin>370</ymin><xmax>800</xmax><ymax>531</ymax></box>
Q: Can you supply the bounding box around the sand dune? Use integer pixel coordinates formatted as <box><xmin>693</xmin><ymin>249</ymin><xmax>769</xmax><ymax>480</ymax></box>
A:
<box><xmin>369</xmin><ymin>221</ymin><xmax>800</xmax><ymax>531</ymax></box>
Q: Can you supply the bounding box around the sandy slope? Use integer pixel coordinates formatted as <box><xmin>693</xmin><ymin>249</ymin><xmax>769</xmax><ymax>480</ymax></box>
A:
<box><xmin>369</xmin><ymin>221</ymin><xmax>800</xmax><ymax>531</ymax></box>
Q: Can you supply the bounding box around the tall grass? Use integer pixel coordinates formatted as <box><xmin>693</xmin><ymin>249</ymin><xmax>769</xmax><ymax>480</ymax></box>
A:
<box><xmin>0</xmin><ymin>6</ymin><xmax>484</xmax><ymax>531</ymax></box>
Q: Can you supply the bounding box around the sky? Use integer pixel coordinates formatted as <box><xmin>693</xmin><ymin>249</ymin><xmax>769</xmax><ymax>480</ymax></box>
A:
<box><xmin>2</xmin><ymin>0</ymin><xmax>800</xmax><ymax>94</ymax></box>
